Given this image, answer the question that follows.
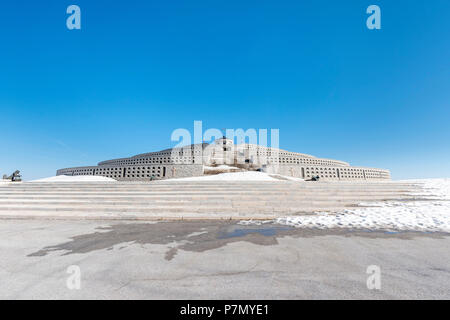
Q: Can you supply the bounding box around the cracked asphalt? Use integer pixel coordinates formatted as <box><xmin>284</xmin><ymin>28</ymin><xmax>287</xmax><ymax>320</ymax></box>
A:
<box><xmin>1</xmin><ymin>219</ymin><xmax>449</xmax><ymax>299</ymax></box>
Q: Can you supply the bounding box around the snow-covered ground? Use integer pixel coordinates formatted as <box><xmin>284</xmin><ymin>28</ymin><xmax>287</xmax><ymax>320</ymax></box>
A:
<box><xmin>0</xmin><ymin>180</ymin><xmax>16</xmax><ymax>185</ymax></box>
<box><xmin>267</xmin><ymin>174</ymin><xmax>305</xmax><ymax>182</ymax></box>
<box><xmin>204</xmin><ymin>165</ymin><xmax>240</xmax><ymax>171</ymax></box>
<box><xmin>244</xmin><ymin>179</ymin><xmax>450</xmax><ymax>233</ymax></box>
<box><xmin>30</xmin><ymin>175</ymin><xmax>116</xmax><ymax>182</ymax></box>
<box><xmin>203</xmin><ymin>165</ymin><xmax>241</xmax><ymax>174</ymax></box>
<box><xmin>168</xmin><ymin>171</ymin><xmax>278</xmax><ymax>181</ymax></box>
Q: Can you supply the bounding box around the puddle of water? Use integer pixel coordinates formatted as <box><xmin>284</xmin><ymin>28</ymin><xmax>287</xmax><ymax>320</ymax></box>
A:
<box><xmin>218</xmin><ymin>225</ymin><xmax>293</xmax><ymax>239</ymax></box>
<box><xmin>27</xmin><ymin>220</ymin><xmax>448</xmax><ymax>261</ymax></box>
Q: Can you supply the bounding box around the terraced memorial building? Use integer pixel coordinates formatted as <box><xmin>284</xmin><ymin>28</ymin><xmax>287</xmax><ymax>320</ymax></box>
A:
<box><xmin>57</xmin><ymin>137</ymin><xmax>390</xmax><ymax>181</ymax></box>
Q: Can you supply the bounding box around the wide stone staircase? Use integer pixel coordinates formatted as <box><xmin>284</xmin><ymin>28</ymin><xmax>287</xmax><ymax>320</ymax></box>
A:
<box><xmin>0</xmin><ymin>180</ymin><xmax>423</xmax><ymax>220</ymax></box>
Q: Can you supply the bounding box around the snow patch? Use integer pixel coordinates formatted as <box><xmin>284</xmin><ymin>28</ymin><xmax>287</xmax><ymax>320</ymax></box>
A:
<box><xmin>0</xmin><ymin>180</ymin><xmax>17</xmax><ymax>185</ymax></box>
<box><xmin>268</xmin><ymin>174</ymin><xmax>305</xmax><ymax>182</ymax></box>
<box><xmin>203</xmin><ymin>165</ymin><xmax>241</xmax><ymax>174</ymax></box>
<box><xmin>203</xmin><ymin>165</ymin><xmax>240</xmax><ymax>171</ymax></box>
<box><xmin>258</xmin><ymin>178</ymin><xmax>450</xmax><ymax>232</ymax></box>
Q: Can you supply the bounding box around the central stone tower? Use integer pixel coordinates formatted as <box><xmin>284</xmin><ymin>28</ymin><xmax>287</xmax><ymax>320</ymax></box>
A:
<box><xmin>210</xmin><ymin>136</ymin><xmax>234</xmax><ymax>165</ymax></box>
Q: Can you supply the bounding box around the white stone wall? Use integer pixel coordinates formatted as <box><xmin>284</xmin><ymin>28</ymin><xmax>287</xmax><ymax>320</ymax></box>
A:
<box><xmin>57</xmin><ymin>164</ymin><xmax>203</xmax><ymax>181</ymax></box>
<box><xmin>263</xmin><ymin>164</ymin><xmax>390</xmax><ymax>181</ymax></box>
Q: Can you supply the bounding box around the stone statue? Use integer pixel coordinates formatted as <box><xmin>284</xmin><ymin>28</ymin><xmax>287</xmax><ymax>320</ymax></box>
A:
<box><xmin>2</xmin><ymin>170</ymin><xmax>22</xmax><ymax>182</ymax></box>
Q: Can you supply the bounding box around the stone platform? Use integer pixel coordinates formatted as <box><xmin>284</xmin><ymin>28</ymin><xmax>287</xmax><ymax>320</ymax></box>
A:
<box><xmin>0</xmin><ymin>180</ymin><xmax>423</xmax><ymax>220</ymax></box>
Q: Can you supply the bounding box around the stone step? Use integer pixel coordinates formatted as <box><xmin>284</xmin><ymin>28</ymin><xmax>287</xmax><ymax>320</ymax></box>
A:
<box><xmin>9</xmin><ymin>181</ymin><xmax>417</xmax><ymax>185</ymax></box>
<box><xmin>0</xmin><ymin>194</ymin><xmax>416</xmax><ymax>202</ymax></box>
<box><xmin>0</xmin><ymin>190</ymin><xmax>419</xmax><ymax>196</ymax></box>
<box><xmin>1</xmin><ymin>181</ymin><xmax>418</xmax><ymax>185</ymax></box>
<box><xmin>0</xmin><ymin>187</ymin><xmax>419</xmax><ymax>193</ymax></box>
<box><xmin>0</xmin><ymin>209</ymin><xmax>288</xmax><ymax>220</ymax></box>
<box><xmin>0</xmin><ymin>186</ymin><xmax>421</xmax><ymax>193</ymax></box>
<box><xmin>0</xmin><ymin>180</ymin><xmax>423</xmax><ymax>220</ymax></box>
<box><xmin>0</xmin><ymin>182</ymin><xmax>420</xmax><ymax>188</ymax></box>
<box><xmin>0</xmin><ymin>190</ymin><xmax>418</xmax><ymax>195</ymax></box>
<box><xmin>0</xmin><ymin>194</ymin><xmax>418</xmax><ymax>202</ymax></box>
<box><xmin>1</xmin><ymin>181</ymin><xmax>420</xmax><ymax>187</ymax></box>
<box><xmin>0</xmin><ymin>189</ymin><xmax>417</xmax><ymax>194</ymax></box>
<box><xmin>0</xmin><ymin>198</ymin><xmax>390</xmax><ymax>206</ymax></box>
<box><xmin>0</xmin><ymin>204</ymin><xmax>354</xmax><ymax>214</ymax></box>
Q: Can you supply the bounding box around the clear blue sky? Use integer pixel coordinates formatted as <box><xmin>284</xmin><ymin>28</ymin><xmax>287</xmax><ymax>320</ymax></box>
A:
<box><xmin>1</xmin><ymin>1</ymin><xmax>449</xmax><ymax>180</ymax></box>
